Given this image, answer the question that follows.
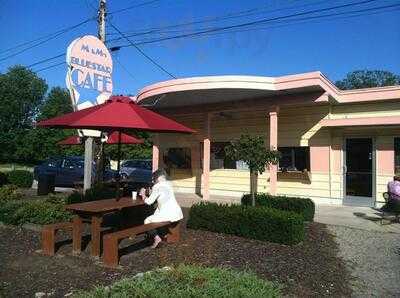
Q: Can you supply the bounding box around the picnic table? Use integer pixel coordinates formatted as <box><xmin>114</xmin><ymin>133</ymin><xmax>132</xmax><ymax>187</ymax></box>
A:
<box><xmin>66</xmin><ymin>197</ymin><xmax>145</xmax><ymax>257</ymax></box>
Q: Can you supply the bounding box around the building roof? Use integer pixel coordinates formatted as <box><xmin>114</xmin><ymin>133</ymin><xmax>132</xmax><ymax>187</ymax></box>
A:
<box><xmin>136</xmin><ymin>71</ymin><xmax>400</xmax><ymax>108</ymax></box>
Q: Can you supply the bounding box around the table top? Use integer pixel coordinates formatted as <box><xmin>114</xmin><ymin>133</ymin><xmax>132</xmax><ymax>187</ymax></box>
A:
<box><xmin>66</xmin><ymin>197</ymin><xmax>145</xmax><ymax>214</ymax></box>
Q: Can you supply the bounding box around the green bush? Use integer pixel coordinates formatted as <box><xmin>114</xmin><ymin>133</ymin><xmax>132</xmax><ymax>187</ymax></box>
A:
<box><xmin>66</xmin><ymin>191</ymin><xmax>84</xmax><ymax>204</ymax></box>
<box><xmin>7</xmin><ymin>170</ymin><xmax>33</xmax><ymax>188</ymax></box>
<box><xmin>65</xmin><ymin>183</ymin><xmax>117</xmax><ymax>204</ymax></box>
<box><xmin>242</xmin><ymin>193</ymin><xmax>315</xmax><ymax>221</ymax></box>
<box><xmin>0</xmin><ymin>200</ymin><xmax>72</xmax><ymax>225</ymax></box>
<box><xmin>0</xmin><ymin>172</ymin><xmax>8</xmax><ymax>187</ymax></box>
<box><xmin>74</xmin><ymin>264</ymin><xmax>281</xmax><ymax>298</ymax></box>
<box><xmin>84</xmin><ymin>183</ymin><xmax>117</xmax><ymax>201</ymax></box>
<box><xmin>187</xmin><ymin>202</ymin><xmax>304</xmax><ymax>245</ymax></box>
<box><xmin>0</xmin><ymin>185</ymin><xmax>23</xmax><ymax>202</ymax></box>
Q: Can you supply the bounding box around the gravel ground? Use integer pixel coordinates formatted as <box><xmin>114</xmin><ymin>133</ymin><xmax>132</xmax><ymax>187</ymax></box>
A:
<box><xmin>327</xmin><ymin>225</ymin><xmax>400</xmax><ymax>297</ymax></box>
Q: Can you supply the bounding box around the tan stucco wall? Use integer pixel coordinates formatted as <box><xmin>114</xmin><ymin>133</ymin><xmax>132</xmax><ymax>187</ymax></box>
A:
<box><xmin>157</xmin><ymin>100</ymin><xmax>399</xmax><ymax>205</ymax></box>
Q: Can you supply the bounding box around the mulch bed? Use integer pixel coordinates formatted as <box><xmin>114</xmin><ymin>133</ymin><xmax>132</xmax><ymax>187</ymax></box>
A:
<box><xmin>0</xmin><ymin>208</ymin><xmax>352</xmax><ymax>297</ymax></box>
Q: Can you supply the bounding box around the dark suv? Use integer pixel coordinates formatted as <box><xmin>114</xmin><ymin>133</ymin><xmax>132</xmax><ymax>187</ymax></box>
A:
<box><xmin>33</xmin><ymin>156</ymin><xmax>116</xmax><ymax>187</ymax></box>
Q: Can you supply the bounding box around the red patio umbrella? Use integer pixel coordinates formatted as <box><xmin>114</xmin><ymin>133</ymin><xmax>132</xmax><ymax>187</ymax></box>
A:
<box><xmin>57</xmin><ymin>132</ymin><xmax>143</xmax><ymax>145</ymax></box>
<box><xmin>38</xmin><ymin>95</ymin><xmax>194</xmax><ymax>197</ymax></box>
<box><xmin>37</xmin><ymin>96</ymin><xmax>194</xmax><ymax>133</ymax></box>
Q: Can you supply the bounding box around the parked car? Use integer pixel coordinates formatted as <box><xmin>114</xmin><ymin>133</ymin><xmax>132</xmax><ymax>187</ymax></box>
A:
<box><xmin>120</xmin><ymin>159</ymin><xmax>152</xmax><ymax>184</ymax></box>
<box><xmin>33</xmin><ymin>156</ymin><xmax>116</xmax><ymax>187</ymax></box>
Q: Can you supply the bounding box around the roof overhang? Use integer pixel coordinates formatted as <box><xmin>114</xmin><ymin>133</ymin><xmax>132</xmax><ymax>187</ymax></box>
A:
<box><xmin>321</xmin><ymin>116</ymin><xmax>400</xmax><ymax>127</ymax></box>
<box><xmin>136</xmin><ymin>71</ymin><xmax>400</xmax><ymax>108</ymax></box>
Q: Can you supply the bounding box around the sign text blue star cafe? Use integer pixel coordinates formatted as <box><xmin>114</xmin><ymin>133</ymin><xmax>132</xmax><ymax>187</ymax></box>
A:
<box><xmin>66</xmin><ymin>35</ymin><xmax>113</xmax><ymax>136</ymax></box>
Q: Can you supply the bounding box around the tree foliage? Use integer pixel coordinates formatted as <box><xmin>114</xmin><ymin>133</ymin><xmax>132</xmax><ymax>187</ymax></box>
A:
<box><xmin>0</xmin><ymin>66</ymin><xmax>47</xmax><ymax>162</ymax></box>
<box><xmin>335</xmin><ymin>70</ymin><xmax>400</xmax><ymax>90</ymax></box>
<box><xmin>225</xmin><ymin>135</ymin><xmax>280</xmax><ymax>206</ymax></box>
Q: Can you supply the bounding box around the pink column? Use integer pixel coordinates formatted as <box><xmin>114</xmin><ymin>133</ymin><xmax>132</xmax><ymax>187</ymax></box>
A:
<box><xmin>202</xmin><ymin>113</ymin><xmax>211</xmax><ymax>200</ymax></box>
<box><xmin>152</xmin><ymin>134</ymin><xmax>159</xmax><ymax>173</ymax></box>
<box><xmin>269</xmin><ymin>107</ymin><xmax>279</xmax><ymax>195</ymax></box>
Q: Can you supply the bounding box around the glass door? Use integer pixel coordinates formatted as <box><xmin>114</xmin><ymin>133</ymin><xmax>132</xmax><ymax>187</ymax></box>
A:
<box><xmin>344</xmin><ymin>138</ymin><xmax>374</xmax><ymax>206</ymax></box>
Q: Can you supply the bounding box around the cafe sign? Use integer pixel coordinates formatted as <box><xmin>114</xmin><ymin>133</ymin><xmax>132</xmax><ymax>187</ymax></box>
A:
<box><xmin>66</xmin><ymin>35</ymin><xmax>113</xmax><ymax>136</ymax></box>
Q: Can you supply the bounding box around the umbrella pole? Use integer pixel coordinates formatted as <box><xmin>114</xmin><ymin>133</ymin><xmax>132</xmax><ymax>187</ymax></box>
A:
<box><xmin>116</xmin><ymin>131</ymin><xmax>122</xmax><ymax>200</ymax></box>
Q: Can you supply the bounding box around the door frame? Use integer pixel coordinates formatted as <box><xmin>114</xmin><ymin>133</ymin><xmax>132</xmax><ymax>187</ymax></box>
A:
<box><xmin>342</xmin><ymin>136</ymin><xmax>376</xmax><ymax>206</ymax></box>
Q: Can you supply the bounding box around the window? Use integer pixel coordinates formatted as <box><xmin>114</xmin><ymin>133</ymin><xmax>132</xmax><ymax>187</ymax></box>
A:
<box><xmin>46</xmin><ymin>159</ymin><xmax>61</xmax><ymax>168</ymax></box>
<box><xmin>210</xmin><ymin>142</ymin><xmax>236</xmax><ymax>169</ymax></box>
<box><xmin>165</xmin><ymin>148</ymin><xmax>191</xmax><ymax>169</ymax></box>
<box><xmin>63</xmin><ymin>159</ymin><xmax>84</xmax><ymax>169</ymax></box>
<box><xmin>278</xmin><ymin>147</ymin><xmax>310</xmax><ymax>172</ymax></box>
<box><xmin>395</xmin><ymin>138</ymin><xmax>400</xmax><ymax>175</ymax></box>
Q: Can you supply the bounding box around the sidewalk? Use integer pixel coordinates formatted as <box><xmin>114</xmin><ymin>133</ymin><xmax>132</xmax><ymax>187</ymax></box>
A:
<box><xmin>315</xmin><ymin>205</ymin><xmax>400</xmax><ymax>233</ymax></box>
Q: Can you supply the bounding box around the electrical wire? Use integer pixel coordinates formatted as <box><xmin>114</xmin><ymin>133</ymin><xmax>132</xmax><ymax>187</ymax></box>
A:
<box><xmin>0</xmin><ymin>18</ymin><xmax>95</xmax><ymax>62</ymax></box>
<box><xmin>120</xmin><ymin>2</ymin><xmax>400</xmax><ymax>47</ymax></box>
<box><xmin>113</xmin><ymin>0</ymin><xmax>385</xmax><ymax>49</ymax></box>
<box><xmin>108</xmin><ymin>20</ymin><xmax>176</xmax><ymax>79</ymax></box>
<box><xmin>108</xmin><ymin>0</ymin><xmax>162</xmax><ymax>15</ymax></box>
<box><xmin>34</xmin><ymin>61</ymin><xmax>66</xmax><ymax>73</ymax></box>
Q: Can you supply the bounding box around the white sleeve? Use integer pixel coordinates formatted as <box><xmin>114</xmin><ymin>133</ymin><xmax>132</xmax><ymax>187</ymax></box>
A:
<box><xmin>144</xmin><ymin>187</ymin><xmax>160</xmax><ymax>205</ymax></box>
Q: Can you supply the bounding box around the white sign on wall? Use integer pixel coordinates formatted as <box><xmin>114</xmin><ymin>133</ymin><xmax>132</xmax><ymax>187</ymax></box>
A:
<box><xmin>66</xmin><ymin>35</ymin><xmax>113</xmax><ymax>136</ymax></box>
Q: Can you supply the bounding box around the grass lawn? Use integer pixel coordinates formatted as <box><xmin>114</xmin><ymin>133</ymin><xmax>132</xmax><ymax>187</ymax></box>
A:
<box><xmin>0</xmin><ymin>163</ymin><xmax>33</xmax><ymax>173</ymax></box>
<box><xmin>75</xmin><ymin>264</ymin><xmax>281</xmax><ymax>298</ymax></box>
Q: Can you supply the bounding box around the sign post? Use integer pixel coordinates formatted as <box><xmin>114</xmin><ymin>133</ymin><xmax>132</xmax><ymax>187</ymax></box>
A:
<box><xmin>65</xmin><ymin>34</ymin><xmax>113</xmax><ymax>190</ymax></box>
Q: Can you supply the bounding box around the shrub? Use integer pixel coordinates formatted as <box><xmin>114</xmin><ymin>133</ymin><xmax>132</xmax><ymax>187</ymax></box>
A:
<box><xmin>7</xmin><ymin>170</ymin><xmax>33</xmax><ymax>188</ymax></box>
<box><xmin>242</xmin><ymin>193</ymin><xmax>315</xmax><ymax>221</ymax></box>
<box><xmin>65</xmin><ymin>183</ymin><xmax>118</xmax><ymax>204</ymax></box>
<box><xmin>0</xmin><ymin>172</ymin><xmax>8</xmax><ymax>187</ymax></box>
<box><xmin>0</xmin><ymin>200</ymin><xmax>72</xmax><ymax>225</ymax></box>
<box><xmin>84</xmin><ymin>183</ymin><xmax>117</xmax><ymax>202</ymax></box>
<box><xmin>74</xmin><ymin>264</ymin><xmax>281</xmax><ymax>298</ymax></box>
<box><xmin>187</xmin><ymin>202</ymin><xmax>304</xmax><ymax>245</ymax></box>
<box><xmin>0</xmin><ymin>185</ymin><xmax>23</xmax><ymax>202</ymax></box>
<box><xmin>66</xmin><ymin>191</ymin><xmax>84</xmax><ymax>204</ymax></box>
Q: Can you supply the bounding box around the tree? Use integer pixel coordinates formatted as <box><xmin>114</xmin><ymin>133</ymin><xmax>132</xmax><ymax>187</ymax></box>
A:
<box><xmin>17</xmin><ymin>87</ymin><xmax>81</xmax><ymax>162</ymax></box>
<box><xmin>0</xmin><ymin>66</ymin><xmax>48</xmax><ymax>162</ymax></box>
<box><xmin>335</xmin><ymin>70</ymin><xmax>400</xmax><ymax>90</ymax></box>
<box><xmin>225</xmin><ymin>135</ymin><xmax>280</xmax><ymax>206</ymax></box>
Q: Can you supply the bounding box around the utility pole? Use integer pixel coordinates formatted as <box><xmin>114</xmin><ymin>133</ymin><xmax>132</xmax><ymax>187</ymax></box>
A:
<box><xmin>83</xmin><ymin>0</ymin><xmax>106</xmax><ymax>191</ymax></box>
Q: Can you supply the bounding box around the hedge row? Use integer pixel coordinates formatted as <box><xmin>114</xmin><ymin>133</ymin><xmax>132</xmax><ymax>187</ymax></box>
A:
<box><xmin>242</xmin><ymin>193</ymin><xmax>315</xmax><ymax>221</ymax></box>
<box><xmin>0</xmin><ymin>170</ymin><xmax>33</xmax><ymax>188</ymax></box>
<box><xmin>0</xmin><ymin>200</ymin><xmax>72</xmax><ymax>225</ymax></box>
<box><xmin>187</xmin><ymin>202</ymin><xmax>305</xmax><ymax>245</ymax></box>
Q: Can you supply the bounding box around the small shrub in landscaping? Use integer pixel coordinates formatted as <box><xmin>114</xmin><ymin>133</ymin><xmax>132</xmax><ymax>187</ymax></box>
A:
<box><xmin>66</xmin><ymin>191</ymin><xmax>84</xmax><ymax>204</ymax></box>
<box><xmin>74</xmin><ymin>264</ymin><xmax>281</xmax><ymax>298</ymax></box>
<box><xmin>187</xmin><ymin>202</ymin><xmax>304</xmax><ymax>245</ymax></box>
<box><xmin>65</xmin><ymin>183</ymin><xmax>117</xmax><ymax>204</ymax></box>
<box><xmin>242</xmin><ymin>193</ymin><xmax>315</xmax><ymax>221</ymax></box>
<box><xmin>0</xmin><ymin>200</ymin><xmax>72</xmax><ymax>225</ymax></box>
<box><xmin>84</xmin><ymin>183</ymin><xmax>117</xmax><ymax>202</ymax></box>
<box><xmin>7</xmin><ymin>170</ymin><xmax>33</xmax><ymax>188</ymax></box>
<box><xmin>0</xmin><ymin>172</ymin><xmax>8</xmax><ymax>187</ymax></box>
<box><xmin>0</xmin><ymin>185</ymin><xmax>23</xmax><ymax>202</ymax></box>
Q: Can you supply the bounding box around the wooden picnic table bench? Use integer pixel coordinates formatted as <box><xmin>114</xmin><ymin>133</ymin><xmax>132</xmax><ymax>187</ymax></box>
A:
<box><xmin>103</xmin><ymin>221</ymin><xmax>181</xmax><ymax>268</ymax></box>
<box><xmin>66</xmin><ymin>197</ymin><xmax>146</xmax><ymax>257</ymax></box>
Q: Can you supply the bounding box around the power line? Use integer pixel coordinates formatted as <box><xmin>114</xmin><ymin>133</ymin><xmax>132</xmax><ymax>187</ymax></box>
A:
<box><xmin>23</xmin><ymin>0</ymin><xmax>397</xmax><ymax>71</ymax></box>
<box><xmin>114</xmin><ymin>55</ymin><xmax>136</xmax><ymax>81</ymax></box>
<box><xmin>108</xmin><ymin>0</ymin><xmax>162</xmax><ymax>15</ymax></box>
<box><xmin>123</xmin><ymin>2</ymin><xmax>400</xmax><ymax>46</ymax></box>
<box><xmin>105</xmin><ymin>0</ymin><xmax>321</xmax><ymax>39</ymax></box>
<box><xmin>0</xmin><ymin>18</ymin><xmax>95</xmax><ymax>63</ymax></box>
<box><xmin>114</xmin><ymin>0</ymin><xmax>383</xmax><ymax>49</ymax></box>
<box><xmin>27</xmin><ymin>53</ymin><xmax>65</xmax><ymax>68</ymax></box>
<box><xmin>34</xmin><ymin>61</ymin><xmax>65</xmax><ymax>73</ymax></box>
<box><xmin>108</xmin><ymin>20</ymin><xmax>176</xmax><ymax>79</ymax></box>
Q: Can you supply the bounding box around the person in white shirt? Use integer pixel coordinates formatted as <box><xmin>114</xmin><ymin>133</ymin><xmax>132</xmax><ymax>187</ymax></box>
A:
<box><xmin>139</xmin><ymin>169</ymin><xmax>183</xmax><ymax>248</ymax></box>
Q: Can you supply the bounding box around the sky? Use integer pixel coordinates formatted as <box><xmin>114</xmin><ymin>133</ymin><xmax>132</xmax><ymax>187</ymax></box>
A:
<box><xmin>0</xmin><ymin>0</ymin><xmax>399</xmax><ymax>96</ymax></box>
